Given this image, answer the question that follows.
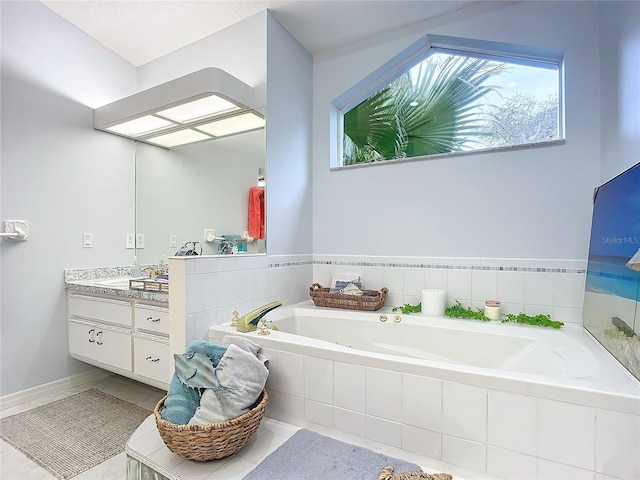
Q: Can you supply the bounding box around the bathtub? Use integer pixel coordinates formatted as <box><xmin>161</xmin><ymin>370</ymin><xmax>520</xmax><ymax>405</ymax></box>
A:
<box><xmin>209</xmin><ymin>303</ymin><xmax>640</xmax><ymax>479</ymax></box>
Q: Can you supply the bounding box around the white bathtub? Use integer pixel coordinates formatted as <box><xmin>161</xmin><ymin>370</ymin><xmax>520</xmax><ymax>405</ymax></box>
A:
<box><xmin>209</xmin><ymin>303</ymin><xmax>640</xmax><ymax>479</ymax></box>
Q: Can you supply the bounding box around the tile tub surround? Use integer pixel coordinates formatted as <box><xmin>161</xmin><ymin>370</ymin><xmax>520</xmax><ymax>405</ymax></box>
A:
<box><xmin>173</xmin><ymin>253</ymin><xmax>585</xmax><ymax>346</ymax></box>
<box><xmin>209</xmin><ymin>309</ymin><xmax>640</xmax><ymax>480</ymax></box>
<box><xmin>313</xmin><ymin>255</ymin><xmax>587</xmax><ymax>324</ymax></box>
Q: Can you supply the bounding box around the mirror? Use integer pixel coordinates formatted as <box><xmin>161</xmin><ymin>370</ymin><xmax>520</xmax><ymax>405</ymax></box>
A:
<box><xmin>134</xmin><ymin>128</ymin><xmax>266</xmax><ymax>265</ymax></box>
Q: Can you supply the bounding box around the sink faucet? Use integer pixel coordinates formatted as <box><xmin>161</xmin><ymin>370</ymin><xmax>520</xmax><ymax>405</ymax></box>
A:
<box><xmin>141</xmin><ymin>266</ymin><xmax>160</xmax><ymax>278</ymax></box>
<box><xmin>235</xmin><ymin>301</ymin><xmax>282</xmax><ymax>332</ymax></box>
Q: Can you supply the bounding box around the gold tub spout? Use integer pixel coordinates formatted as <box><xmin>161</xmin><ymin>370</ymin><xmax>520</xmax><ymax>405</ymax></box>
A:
<box><xmin>236</xmin><ymin>301</ymin><xmax>282</xmax><ymax>332</ymax></box>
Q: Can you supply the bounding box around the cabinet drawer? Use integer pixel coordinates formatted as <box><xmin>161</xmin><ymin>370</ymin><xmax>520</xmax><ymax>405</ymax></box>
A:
<box><xmin>69</xmin><ymin>294</ymin><xmax>132</xmax><ymax>327</ymax></box>
<box><xmin>135</xmin><ymin>304</ymin><xmax>169</xmax><ymax>335</ymax></box>
<box><xmin>134</xmin><ymin>334</ymin><xmax>170</xmax><ymax>384</ymax></box>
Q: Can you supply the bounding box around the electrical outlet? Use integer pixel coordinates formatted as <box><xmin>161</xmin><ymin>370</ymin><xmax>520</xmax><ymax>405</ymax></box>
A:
<box><xmin>169</xmin><ymin>235</ymin><xmax>177</xmax><ymax>248</ymax></box>
<box><xmin>82</xmin><ymin>232</ymin><xmax>93</xmax><ymax>248</ymax></box>
<box><xmin>126</xmin><ymin>234</ymin><xmax>135</xmax><ymax>249</ymax></box>
<box><xmin>135</xmin><ymin>233</ymin><xmax>145</xmax><ymax>248</ymax></box>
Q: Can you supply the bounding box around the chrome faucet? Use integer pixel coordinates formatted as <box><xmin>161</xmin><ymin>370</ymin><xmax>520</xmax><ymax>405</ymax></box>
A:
<box><xmin>235</xmin><ymin>301</ymin><xmax>282</xmax><ymax>332</ymax></box>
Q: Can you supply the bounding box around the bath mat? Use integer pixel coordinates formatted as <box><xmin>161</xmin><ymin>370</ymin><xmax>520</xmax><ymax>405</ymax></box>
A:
<box><xmin>0</xmin><ymin>388</ymin><xmax>152</xmax><ymax>479</ymax></box>
<box><xmin>243</xmin><ymin>428</ymin><xmax>422</xmax><ymax>480</ymax></box>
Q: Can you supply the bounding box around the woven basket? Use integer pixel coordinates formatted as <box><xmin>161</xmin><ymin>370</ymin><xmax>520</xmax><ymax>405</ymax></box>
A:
<box><xmin>309</xmin><ymin>283</ymin><xmax>388</xmax><ymax>311</ymax></box>
<box><xmin>153</xmin><ymin>389</ymin><xmax>268</xmax><ymax>461</ymax></box>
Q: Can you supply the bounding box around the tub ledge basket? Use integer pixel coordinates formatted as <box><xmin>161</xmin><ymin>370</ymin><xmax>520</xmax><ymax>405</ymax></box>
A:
<box><xmin>309</xmin><ymin>283</ymin><xmax>388</xmax><ymax>311</ymax></box>
<box><xmin>153</xmin><ymin>389</ymin><xmax>268</xmax><ymax>461</ymax></box>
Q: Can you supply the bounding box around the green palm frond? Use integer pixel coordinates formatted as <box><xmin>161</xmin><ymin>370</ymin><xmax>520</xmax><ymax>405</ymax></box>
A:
<box><xmin>343</xmin><ymin>54</ymin><xmax>506</xmax><ymax>164</ymax></box>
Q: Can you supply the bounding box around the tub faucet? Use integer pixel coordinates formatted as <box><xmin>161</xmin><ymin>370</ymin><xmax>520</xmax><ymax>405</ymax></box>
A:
<box><xmin>236</xmin><ymin>301</ymin><xmax>282</xmax><ymax>332</ymax></box>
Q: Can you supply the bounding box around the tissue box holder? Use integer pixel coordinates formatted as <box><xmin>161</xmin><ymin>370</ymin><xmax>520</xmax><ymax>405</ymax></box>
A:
<box><xmin>309</xmin><ymin>283</ymin><xmax>388</xmax><ymax>311</ymax></box>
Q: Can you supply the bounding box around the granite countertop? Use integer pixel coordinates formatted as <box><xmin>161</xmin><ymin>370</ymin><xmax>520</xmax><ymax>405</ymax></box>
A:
<box><xmin>64</xmin><ymin>266</ymin><xmax>169</xmax><ymax>303</ymax></box>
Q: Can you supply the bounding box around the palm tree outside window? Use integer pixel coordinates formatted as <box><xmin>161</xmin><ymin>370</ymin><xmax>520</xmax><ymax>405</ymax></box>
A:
<box><xmin>340</xmin><ymin>48</ymin><xmax>562</xmax><ymax>167</ymax></box>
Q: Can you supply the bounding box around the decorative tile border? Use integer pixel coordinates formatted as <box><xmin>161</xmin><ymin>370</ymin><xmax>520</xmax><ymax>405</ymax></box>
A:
<box><xmin>267</xmin><ymin>260</ymin><xmax>314</xmax><ymax>268</ymax></box>
<box><xmin>312</xmin><ymin>259</ymin><xmax>585</xmax><ymax>274</ymax></box>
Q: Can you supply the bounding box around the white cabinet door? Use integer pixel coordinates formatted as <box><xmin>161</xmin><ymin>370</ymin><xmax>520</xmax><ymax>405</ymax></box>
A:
<box><xmin>69</xmin><ymin>321</ymin><xmax>97</xmax><ymax>360</ymax></box>
<box><xmin>94</xmin><ymin>327</ymin><xmax>132</xmax><ymax>371</ymax></box>
<box><xmin>134</xmin><ymin>335</ymin><xmax>170</xmax><ymax>384</ymax></box>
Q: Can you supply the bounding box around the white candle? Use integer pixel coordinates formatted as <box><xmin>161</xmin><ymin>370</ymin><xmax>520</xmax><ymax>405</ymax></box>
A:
<box><xmin>421</xmin><ymin>289</ymin><xmax>447</xmax><ymax>317</ymax></box>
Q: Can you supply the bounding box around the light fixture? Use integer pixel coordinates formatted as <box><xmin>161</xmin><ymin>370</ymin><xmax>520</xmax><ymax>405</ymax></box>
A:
<box><xmin>94</xmin><ymin>68</ymin><xmax>264</xmax><ymax>148</ymax></box>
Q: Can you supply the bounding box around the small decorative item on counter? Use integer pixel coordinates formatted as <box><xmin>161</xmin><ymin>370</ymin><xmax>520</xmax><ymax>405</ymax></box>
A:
<box><xmin>175</xmin><ymin>241</ymin><xmax>202</xmax><ymax>256</ymax></box>
<box><xmin>483</xmin><ymin>300</ymin><xmax>502</xmax><ymax>320</ymax></box>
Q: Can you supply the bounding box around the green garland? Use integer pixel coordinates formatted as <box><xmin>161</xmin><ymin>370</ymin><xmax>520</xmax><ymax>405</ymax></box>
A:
<box><xmin>444</xmin><ymin>300</ymin><xmax>490</xmax><ymax>321</ymax></box>
<box><xmin>393</xmin><ymin>300</ymin><xmax>564</xmax><ymax>329</ymax></box>
<box><xmin>392</xmin><ymin>303</ymin><xmax>421</xmax><ymax>314</ymax></box>
<box><xmin>501</xmin><ymin>312</ymin><xmax>563</xmax><ymax>329</ymax></box>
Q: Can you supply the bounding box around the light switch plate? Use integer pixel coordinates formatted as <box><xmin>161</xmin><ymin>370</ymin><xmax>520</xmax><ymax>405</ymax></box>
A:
<box><xmin>83</xmin><ymin>232</ymin><xmax>93</xmax><ymax>248</ymax></box>
<box><xmin>169</xmin><ymin>235</ymin><xmax>177</xmax><ymax>247</ymax></box>
<box><xmin>136</xmin><ymin>233</ymin><xmax>145</xmax><ymax>248</ymax></box>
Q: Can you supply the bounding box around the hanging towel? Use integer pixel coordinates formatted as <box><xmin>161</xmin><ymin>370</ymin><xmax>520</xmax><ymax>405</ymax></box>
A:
<box><xmin>248</xmin><ymin>186</ymin><xmax>265</xmax><ymax>239</ymax></box>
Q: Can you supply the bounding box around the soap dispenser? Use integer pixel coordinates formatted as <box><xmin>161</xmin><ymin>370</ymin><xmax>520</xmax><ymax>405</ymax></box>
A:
<box><xmin>132</xmin><ymin>257</ymin><xmax>141</xmax><ymax>278</ymax></box>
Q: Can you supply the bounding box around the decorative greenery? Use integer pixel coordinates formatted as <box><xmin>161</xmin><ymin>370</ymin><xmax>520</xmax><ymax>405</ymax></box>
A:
<box><xmin>501</xmin><ymin>312</ymin><xmax>563</xmax><ymax>329</ymax></box>
<box><xmin>392</xmin><ymin>303</ymin><xmax>421</xmax><ymax>314</ymax></box>
<box><xmin>394</xmin><ymin>300</ymin><xmax>564</xmax><ymax>329</ymax></box>
<box><xmin>445</xmin><ymin>301</ymin><xmax>490</xmax><ymax>321</ymax></box>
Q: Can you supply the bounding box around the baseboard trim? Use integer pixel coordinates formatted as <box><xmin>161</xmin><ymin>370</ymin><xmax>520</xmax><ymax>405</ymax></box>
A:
<box><xmin>0</xmin><ymin>369</ymin><xmax>114</xmax><ymax>411</ymax></box>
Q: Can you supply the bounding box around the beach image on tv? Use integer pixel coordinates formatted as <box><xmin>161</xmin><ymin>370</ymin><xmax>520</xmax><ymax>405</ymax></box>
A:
<box><xmin>583</xmin><ymin>162</ymin><xmax>640</xmax><ymax>380</ymax></box>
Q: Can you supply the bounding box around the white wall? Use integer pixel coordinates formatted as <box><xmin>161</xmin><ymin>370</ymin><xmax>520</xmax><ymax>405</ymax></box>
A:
<box><xmin>598</xmin><ymin>1</ymin><xmax>640</xmax><ymax>183</ymax></box>
<box><xmin>264</xmin><ymin>13</ymin><xmax>313</xmax><ymax>255</ymax></box>
<box><xmin>0</xmin><ymin>1</ymin><xmax>137</xmax><ymax>395</ymax></box>
<box><xmin>312</xmin><ymin>1</ymin><xmax>601</xmax><ymax>260</ymax></box>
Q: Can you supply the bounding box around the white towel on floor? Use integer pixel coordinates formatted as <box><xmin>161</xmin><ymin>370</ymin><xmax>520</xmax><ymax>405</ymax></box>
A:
<box><xmin>188</xmin><ymin>343</ymin><xmax>268</xmax><ymax>425</ymax></box>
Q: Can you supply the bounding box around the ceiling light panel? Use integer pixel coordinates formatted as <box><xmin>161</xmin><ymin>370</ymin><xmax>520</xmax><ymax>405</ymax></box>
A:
<box><xmin>94</xmin><ymin>68</ymin><xmax>259</xmax><ymax>148</ymax></box>
<box><xmin>196</xmin><ymin>112</ymin><xmax>265</xmax><ymax>137</ymax></box>
<box><xmin>156</xmin><ymin>95</ymin><xmax>241</xmax><ymax>123</ymax></box>
<box><xmin>106</xmin><ymin>115</ymin><xmax>173</xmax><ymax>137</ymax></box>
<box><xmin>146</xmin><ymin>129</ymin><xmax>212</xmax><ymax>148</ymax></box>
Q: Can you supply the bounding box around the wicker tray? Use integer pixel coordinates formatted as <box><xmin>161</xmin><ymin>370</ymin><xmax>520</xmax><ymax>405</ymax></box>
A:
<box><xmin>309</xmin><ymin>283</ymin><xmax>388</xmax><ymax>311</ymax></box>
<box><xmin>153</xmin><ymin>389</ymin><xmax>268</xmax><ymax>461</ymax></box>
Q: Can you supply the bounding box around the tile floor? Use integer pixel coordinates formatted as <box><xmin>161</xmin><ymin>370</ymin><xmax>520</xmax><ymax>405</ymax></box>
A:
<box><xmin>1</xmin><ymin>374</ymin><xmax>492</xmax><ymax>480</ymax></box>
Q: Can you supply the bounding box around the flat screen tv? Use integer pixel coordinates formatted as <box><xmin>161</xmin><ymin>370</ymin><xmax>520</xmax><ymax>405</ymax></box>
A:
<box><xmin>583</xmin><ymin>162</ymin><xmax>640</xmax><ymax>380</ymax></box>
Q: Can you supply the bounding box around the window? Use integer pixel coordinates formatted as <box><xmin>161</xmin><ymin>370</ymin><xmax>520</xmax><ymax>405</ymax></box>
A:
<box><xmin>336</xmin><ymin>35</ymin><xmax>563</xmax><ymax>167</ymax></box>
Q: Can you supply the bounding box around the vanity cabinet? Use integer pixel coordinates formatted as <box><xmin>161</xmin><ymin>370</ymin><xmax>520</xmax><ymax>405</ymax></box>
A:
<box><xmin>67</xmin><ymin>292</ymin><xmax>169</xmax><ymax>390</ymax></box>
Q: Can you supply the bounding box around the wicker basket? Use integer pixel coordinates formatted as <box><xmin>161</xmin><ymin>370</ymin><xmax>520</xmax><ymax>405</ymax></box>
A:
<box><xmin>153</xmin><ymin>389</ymin><xmax>268</xmax><ymax>461</ymax></box>
<box><xmin>309</xmin><ymin>283</ymin><xmax>388</xmax><ymax>311</ymax></box>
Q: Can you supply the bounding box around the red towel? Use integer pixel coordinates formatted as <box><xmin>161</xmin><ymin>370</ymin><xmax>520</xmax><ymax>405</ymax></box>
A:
<box><xmin>248</xmin><ymin>186</ymin><xmax>265</xmax><ymax>239</ymax></box>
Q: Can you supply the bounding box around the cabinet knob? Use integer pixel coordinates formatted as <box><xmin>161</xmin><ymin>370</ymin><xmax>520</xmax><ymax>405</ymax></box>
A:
<box><xmin>145</xmin><ymin>356</ymin><xmax>160</xmax><ymax>363</ymax></box>
<box><xmin>146</xmin><ymin>316</ymin><xmax>160</xmax><ymax>323</ymax></box>
<box><xmin>88</xmin><ymin>328</ymin><xmax>95</xmax><ymax>343</ymax></box>
<box><xmin>96</xmin><ymin>331</ymin><xmax>103</xmax><ymax>345</ymax></box>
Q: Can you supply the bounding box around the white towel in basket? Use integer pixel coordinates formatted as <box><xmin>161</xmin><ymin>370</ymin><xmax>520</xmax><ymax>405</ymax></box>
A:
<box><xmin>188</xmin><ymin>343</ymin><xmax>268</xmax><ymax>425</ymax></box>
